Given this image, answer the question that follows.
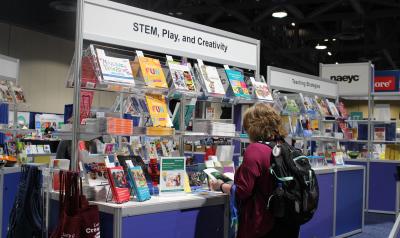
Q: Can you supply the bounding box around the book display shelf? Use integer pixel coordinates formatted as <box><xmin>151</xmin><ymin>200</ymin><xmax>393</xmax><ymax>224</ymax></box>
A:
<box><xmin>267</xmin><ymin>65</ymin><xmax>365</xmax><ymax>238</ymax></box>
<box><xmin>43</xmin><ymin>0</ymin><xmax>277</xmax><ymax>237</ymax></box>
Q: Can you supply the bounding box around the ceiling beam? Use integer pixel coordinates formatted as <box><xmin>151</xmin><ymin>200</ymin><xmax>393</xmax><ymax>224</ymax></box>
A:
<box><xmin>285</xmin><ymin>4</ymin><xmax>305</xmax><ymax>19</ymax></box>
<box><xmin>349</xmin><ymin>0</ymin><xmax>365</xmax><ymax>15</ymax></box>
<box><xmin>382</xmin><ymin>49</ymin><xmax>398</xmax><ymax>69</ymax></box>
<box><xmin>307</xmin><ymin>0</ymin><xmax>345</xmax><ymax>18</ymax></box>
<box><xmin>253</xmin><ymin>6</ymin><xmax>279</xmax><ymax>23</ymax></box>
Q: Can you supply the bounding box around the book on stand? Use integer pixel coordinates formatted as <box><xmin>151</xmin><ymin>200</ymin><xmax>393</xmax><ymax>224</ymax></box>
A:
<box><xmin>80</xmin><ymin>155</ymin><xmax>109</xmax><ymax>187</ymax></box>
<box><xmin>145</xmin><ymin>94</ymin><xmax>172</xmax><ymax>127</ymax></box>
<box><xmin>314</xmin><ymin>96</ymin><xmax>330</xmax><ymax>116</ymax></box>
<box><xmin>196</xmin><ymin>64</ymin><xmax>225</xmax><ymax>97</ymax></box>
<box><xmin>106</xmin><ymin>166</ymin><xmax>131</xmax><ymax>203</ymax></box>
<box><xmin>159</xmin><ymin>157</ymin><xmax>186</xmax><ymax>195</ymax></box>
<box><xmin>95</xmin><ymin>48</ymin><xmax>135</xmax><ymax>86</ymax></box>
<box><xmin>168</xmin><ymin>62</ymin><xmax>189</xmax><ymax>91</ymax></box>
<box><xmin>225</xmin><ymin>69</ymin><xmax>251</xmax><ymax>99</ymax></box>
<box><xmin>126</xmin><ymin>160</ymin><xmax>151</xmax><ymax>202</ymax></box>
<box><xmin>131</xmin><ymin>56</ymin><xmax>168</xmax><ymax>88</ymax></box>
<box><xmin>251</xmin><ymin>77</ymin><xmax>272</xmax><ymax>101</ymax></box>
<box><xmin>326</xmin><ymin>99</ymin><xmax>340</xmax><ymax>117</ymax></box>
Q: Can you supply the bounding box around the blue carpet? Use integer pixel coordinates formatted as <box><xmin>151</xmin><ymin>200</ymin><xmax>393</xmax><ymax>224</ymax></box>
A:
<box><xmin>350</xmin><ymin>213</ymin><xmax>395</xmax><ymax>238</ymax></box>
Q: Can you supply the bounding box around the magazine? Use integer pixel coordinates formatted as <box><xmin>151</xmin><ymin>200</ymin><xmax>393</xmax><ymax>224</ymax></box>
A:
<box><xmin>159</xmin><ymin>157</ymin><xmax>186</xmax><ymax>195</ymax></box>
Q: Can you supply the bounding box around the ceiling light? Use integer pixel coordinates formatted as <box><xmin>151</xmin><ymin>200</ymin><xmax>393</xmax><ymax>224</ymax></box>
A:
<box><xmin>272</xmin><ymin>11</ymin><xmax>288</xmax><ymax>18</ymax></box>
<box><xmin>291</xmin><ymin>22</ymin><xmax>296</xmax><ymax>26</ymax></box>
<box><xmin>324</xmin><ymin>39</ymin><xmax>329</xmax><ymax>42</ymax></box>
<box><xmin>315</xmin><ymin>44</ymin><xmax>327</xmax><ymax>50</ymax></box>
<box><xmin>168</xmin><ymin>12</ymin><xmax>174</xmax><ymax>16</ymax></box>
<box><xmin>335</xmin><ymin>62</ymin><xmax>339</xmax><ymax>64</ymax></box>
<box><xmin>327</xmin><ymin>51</ymin><xmax>332</xmax><ymax>56</ymax></box>
<box><xmin>332</xmin><ymin>38</ymin><xmax>336</xmax><ymax>41</ymax></box>
<box><xmin>176</xmin><ymin>12</ymin><xmax>183</xmax><ymax>16</ymax></box>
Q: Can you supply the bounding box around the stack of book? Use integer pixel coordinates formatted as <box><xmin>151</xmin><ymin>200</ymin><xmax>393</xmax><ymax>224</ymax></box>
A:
<box><xmin>193</xmin><ymin>121</ymin><xmax>236</xmax><ymax>137</ymax></box>
<box><xmin>107</xmin><ymin>117</ymin><xmax>133</xmax><ymax>135</ymax></box>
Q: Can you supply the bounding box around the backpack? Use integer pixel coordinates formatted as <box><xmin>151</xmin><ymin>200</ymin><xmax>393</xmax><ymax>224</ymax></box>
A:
<box><xmin>263</xmin><ymin>141</ymin><xmax>319</xmax><ymax>225</ymax></box>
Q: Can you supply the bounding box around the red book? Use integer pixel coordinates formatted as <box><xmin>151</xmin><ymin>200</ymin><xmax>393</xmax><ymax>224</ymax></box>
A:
<box><xmin>107</xmin><ymin>166</ymin><xmax>131</xmax><ymax>203</ymax></box>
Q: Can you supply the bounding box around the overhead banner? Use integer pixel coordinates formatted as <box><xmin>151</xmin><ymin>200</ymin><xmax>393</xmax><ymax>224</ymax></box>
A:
<box><xmin>320</xmin><ymin>62</ymin><xmax>372</xmax><ymax>96</ymax></box>
<box><xmin>83</xmin><ymin>0</ymin><xmax>259</xmax><ymax>70</ymax></box>
<box><xmin>373</xmin><ymin>70</ymin><xmax>400</xmax><ymax>93</ymax></box>
<box><xmin>267</xmin><ymin>66</ymin><xmax>338</xmax><ymax>98</ymax></box>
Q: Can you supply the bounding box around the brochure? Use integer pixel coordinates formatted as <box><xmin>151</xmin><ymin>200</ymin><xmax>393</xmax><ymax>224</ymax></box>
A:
<box><xmin>159</xmin><ymin>157</ymin><xmax>186</xmax><ymax>195</ymax></box>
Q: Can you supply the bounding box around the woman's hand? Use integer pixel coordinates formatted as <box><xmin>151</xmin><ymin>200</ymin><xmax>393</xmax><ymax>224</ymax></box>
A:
<box><xmin>210</xmin><ymin>179</ymin><xmax>224</xmax><ymax>191</ymax></box>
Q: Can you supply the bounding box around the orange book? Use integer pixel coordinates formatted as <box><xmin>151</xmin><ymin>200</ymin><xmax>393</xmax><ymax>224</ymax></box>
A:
<box><xmin>134</xmin><ymin>56</ymin><xmax>168</xmax><ymax>88</ymax></box>
<box><xmin>145</xmin><ymin>94</ymin><xmax>171</xmax><ymax>127</ymax></box>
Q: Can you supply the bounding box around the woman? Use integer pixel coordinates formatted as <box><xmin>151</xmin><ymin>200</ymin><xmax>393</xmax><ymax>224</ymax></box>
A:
<box><xmin>212</xmin><ymin>103</ymin><xmax>299</xmax><ymax>238</ymax></box>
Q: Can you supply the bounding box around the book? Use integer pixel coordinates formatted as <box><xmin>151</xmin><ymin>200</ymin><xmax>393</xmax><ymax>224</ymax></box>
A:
<box><xmin>172</xmin><ymin>98</ymin><xmax>197</xmax><ymax>130</ymax></box>
<box><xmin>117</xmin><ymin>155</ymin><xmax>151</xmax><ymax>182</ymax></box>
<box><xmin>314</xmin><ymin>96</ymin><xmax>330</xmax><ymax>116</ymax></box>
<box><xmin>326</xmin><ymin>99</ymin><xmax>340</xmax><ymax>117</ymax></box>
<box><xmin>80</xmin><ymin>90</ymin><xmax>94</xmax><ymax>123</ymax></box>
<box><xmin>126</xmin><ymin>162</ymin><xmax>151</xmax><ymax>202</ymax></box>
<box><xmin>251</xmin><ymin>78</ymin><xmax>273</xmax><ymax>101</ymax></box>
<box><xmin>198</xmin><ymin>65</ymin><xmax>225</xmax><ymax>96</ymax></box>
<box><xmin>203</xmin><ymin>168</ymin><xmax>233</xmax><ymax>183</ymax></box>
<box><xmin>12</xmin><ymin>85</ymin><xmax>26</xmax><ymax>103</ymax></box>
<box><xmin>186</xmin><ymin>164</ymin><xmax>208</xmax><ymax>190</ymax></box>
<box><xmin>337</xmin><ymin>101</ymin><xmax>349</xmax><ymax>118</ymax></box>
<box><xmin>225</xmin><ymin>69</ymin><xmax>251</xmax><ymax>99</ymax></box>
<box><xmin>95</xmin><ymin>48</ymin><xmax>135</xmax><ymax>85</ymax></box>
<box><xmin>217</xmin><ymin>68</ymin><xmax>231</xmax><ymax>94</ymax></box>
<box><xmin>80</xmin><ymin>155</ymin><xmax>109</xmax><ymax>187</ymax></box>
<box><xmin>0</xmin><ymin>81</ymin><xmax>13</xmax><ymax>102</ymax></box>
<box><xmin>107</xmin><ymin>166</ymin><xmax>131</xmax><ymax>203</ymax></box>
<box><xmin>283</xmin><ymin>96</ymin><xmax>300</xmax><ymax>114</ymax></box>
<box><xmin>159</xmin><ymin>157</ymin><xmax>186</xmax><ymax>195</ymax></box>
<box><xmin>145</xmin><ymin>94</ymin><xmax>172</xmax><ymax>127</ymax></box>
<box><xmin>168</xmin><ymin>62</ymin><xmax>188</xmax><ymax>91</ymax></box>
<box><xmin>133</xmin><ymin>56</ymin><xmax>168</xmax><ymax>88</ymax></box>
<box><xmin>374</xmin><ymin>127</ymin><xmax>386</xmax><ymax>141</ymax></box>
<box><xmin>50</xmin><ymin>158</ymin><xmax>70</xmax><ymax>191</ymax></box>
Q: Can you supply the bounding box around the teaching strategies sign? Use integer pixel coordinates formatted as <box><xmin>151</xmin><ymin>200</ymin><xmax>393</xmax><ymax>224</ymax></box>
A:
<box><xmin>320</xmin><ymin>62</ymin><xmax>372</xmax><ymax>96</ymax></box>
<box><xmin>83</xmin><ymin>0</ymin><xmax>259</xmax><ymax>70</ymax></box>
<box><xmin>268</xmin><ymin>66</ymin><xmax>338</xmax><ymax>98</ymax></box>
<box><xmin>373</xmin><ymin>70</ymin><xmax>400</xmax><ymax>93</ymax></box>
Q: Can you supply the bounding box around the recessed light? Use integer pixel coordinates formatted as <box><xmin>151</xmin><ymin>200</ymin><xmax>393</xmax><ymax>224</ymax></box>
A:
<box><xmin>176</xmin><ymin>12</ymin><xmax>183</xmax><ymax>16</ymax></box>
<box><xmin>324</xmin><ymin>39</ymin><xmax>329</xmax><ymax>42</ymax></box>
<box><xmin>168</xmin><ymin>12</ymin><xmax>174</xmax><ymax>15</ymax></box>
<box><xmin>315</xmin><ymin>44</ymin><xmax>327</xmax><ymax>50</ymax></box>
<box><xmin>335</xmin><ymin>62</ymin><xmax>339</xmax><ymax>64</ymax></box>
<box><xmin>332</xmin><ymin>38</ymin><xmax>336</xmax><ymax>41</ymax></box>
<box><xmin>291</xmin><ymin>22</ymin><xmax>296</xmax><ymax>26</ymax></box>
<box><xmin>327</xmin><ymin>51</ymin><xmax>332</xmax><ymax>56</ymax></box>
<box><xmin>272</xmin><ymin>11</ymin><xmax>288</xmax><ymax>18</ymax></box>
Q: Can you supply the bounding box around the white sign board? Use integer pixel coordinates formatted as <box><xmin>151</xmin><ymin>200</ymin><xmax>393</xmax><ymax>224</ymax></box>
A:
<box><xmin>320</xmin><ymin>62</ymin><xmax>372</xmax><ymax>96</ymax></box>
<box><xmin>83</xmin><ymin>0</ymin><xmax>259</xmax><ymax>70</ymax></box>
<box><xmin>268</xmin><ymin>66</ymin><xmax>338</xmax><ymax>98</ymax></box>
<box><xmin>0</xmin><ymin>54</ymin><xmax>19</xmax><ymax>81</ymax></box>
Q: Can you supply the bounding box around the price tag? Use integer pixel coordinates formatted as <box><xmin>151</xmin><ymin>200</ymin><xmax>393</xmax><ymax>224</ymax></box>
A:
<box><xmin>223</xmin><ymin>65</ymin><xmax>230</xmax><ymax>70</ymax></box>
<box><xmin>136</xmin><ymin>50</ymin><xmax>144</xmax><ymax>57</ymax></box>
<box><xmin>166</xmin><ymin>55</ymin><xmax>174</xmax><ymax>62</ymax></box>
<box><xmin>197</xmin><ymin>59</ymin><xmax>204</xmax><ymax>66</ymax></box>
<box><xmin>104</xmin><ymin>156</ymin><xmax>113</xmax><ymax>168</ymax></box>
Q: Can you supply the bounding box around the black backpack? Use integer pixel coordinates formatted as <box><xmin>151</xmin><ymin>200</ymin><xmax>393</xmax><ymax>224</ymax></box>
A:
<box><xmin>263</xmin><ymin>141</ymin><xmax>319</xmax><ymax>225</ymax></box>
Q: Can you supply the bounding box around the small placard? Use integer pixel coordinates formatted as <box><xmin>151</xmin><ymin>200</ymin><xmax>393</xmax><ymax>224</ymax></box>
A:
<box><xmin>104</xmin><ymin>156</ymin><xmax>113</xmax><ymax>168</ymax></box>
<box><xmin>223</xmin><ymin>65</ymin><xmax>230</xmax><ymax>70</ymax></box>
<box><xmin>126</xmin><ymin>160</ymin><xmax>134</xmax><ymax>168</ymax></box>
<box><xmin>166</xmin><ymin>55</ymin><xmax>174</xmax><ymax>62</ymax></box>
<box><xmin>197</xmin><ymin>59</ymin><xmax>204</xmax><ymax>66</ymax></box>
<box><xmin>136</xmin><ymin>50</ymin><xmax>144</xmax><ymax>57</ymax></box>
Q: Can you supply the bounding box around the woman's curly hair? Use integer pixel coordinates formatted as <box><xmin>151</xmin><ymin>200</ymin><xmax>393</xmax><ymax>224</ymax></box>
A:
<box><xmin>243</xmin><ymin>103</ymin><xmax>287</xmax><ymax>142</ymax></box>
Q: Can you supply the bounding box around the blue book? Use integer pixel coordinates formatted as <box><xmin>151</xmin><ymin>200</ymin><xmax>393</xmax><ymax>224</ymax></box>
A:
<box><xmin>127</xmin><ymin>165</ymin><xmax>151</xmax><ymax>202</ymax></box>
<box><xmin>225</xmin><ymin>69</ymin><xmax>251</xmax><ymax>99</ymax></box>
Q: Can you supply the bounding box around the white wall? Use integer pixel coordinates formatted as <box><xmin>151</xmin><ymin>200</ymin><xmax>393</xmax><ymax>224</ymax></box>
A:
<box><xmin>0</xmin><ymin>22</ymin><xmax>116</xmax><ymax>114</ymax></box>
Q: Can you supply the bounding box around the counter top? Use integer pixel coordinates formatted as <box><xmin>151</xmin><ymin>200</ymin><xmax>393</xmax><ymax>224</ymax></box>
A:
<box><xmin>314</xmin><ymin>164</ymin><xmax>365</xmax><ymax>175</ymax></box>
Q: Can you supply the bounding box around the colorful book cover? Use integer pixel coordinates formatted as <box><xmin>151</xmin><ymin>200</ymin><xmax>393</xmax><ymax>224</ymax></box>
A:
<box><xmin>138</xmin><ymin>56</ymin><xmax>168</xmax><ymax>88</ymax></box>
<box><xmin>80</xmin><ymin>90</ymin><xmax>94</xmax><ymax>123</ymax></box>
<box><xmin>186</xmin><ymin>164</ymin><xmax>208</xmax><ymax>190</ymax></box>
<box><xmin>217</xmin><ymin>68</ymin><xmax>231</xmax><ymax>93</ymax></box>
<box><xmin>314</xmin><ymin>96</ymin><xmax>330</xmax><ymax>116</ymax></box>
<box><xmin>225</xmin><ymin>69</ymin><xmax>251</xmax><ymax>99</ymax></box>
<box><xmin>96</xmin><ymin>49</ymin><xmax>135</xmax><ymax>85</ymax></box>
<box><xmin>183</xmin><ymin>66</ymin><xmax>197</xmax><ymax>92</ymax></box>
<box><xmin>326</xmin><ymin>99</ymin><xmax>340</xmax><ymax>117</ymax></box>
<box><xmin>107</xmin><ymin>166</ymin><xmax>131</xmax><ymax>203</ymax></box>
<box><xmin>80</xmin><ymin>155</ymin><xmax>108</xmax><ymax>187</ymax></box>
<box><xmin>203</xmin><ymin>168</ymin><xmax>233</xmax><ymax>183</ymax></box>
<box><xmin>338</xmin><ymin>101</ymin><xmax>349</xmax><ymax>118</ymax></box>
<box><xmin>50</xmin><ymin>158</ymin><xmax>70</xmax><ymax>191</ymax></box>
<box><xmin>202</xmin><ymin>66</ymin><xmax>225</xmax><ymax>96</ymax></box>
<box><xmin>251</xmin><ymin>78</ymin><xmax>272</xmax><ymax>101</ymax></box>
<box><xmin>172</xmin><ymin>98</ymin><xmax>197</xmax><ymax>130</ymax></box>
<box><xmin>283</xmin><ymin>96</ymin><xmax>300</xmax><ymax>114</ymax></box>
<box><xmin>12</xmin><ymin>86</ymin><xmax>26</xmax><ymax>103</ymax></box>
<box><xmin>159</xmin><ymin>157</ymin><xmax>186</xmax><ymax>195</ymax></box>
<box><xmin>0</xmin><ymin>81</ymin><xmax>13</xmax><ymax>102</ymax></box>
<box><xmin>127</xmin><ymin>164</ymin><xmax>151</xmax><ymax>202</ymax></box>
<box><xmin>303</xmin><ymin>96</ymin><xmax>317</xmax><ymax>112</ymax></box>
<box><xmin>117</xmin><ymin>155</ymin><xmax>151</xmax><ymax>182</ymax></box>
<box><xmin>168</xmin><ymin>62</ymin><xmax>188</xmax><ymax>91</ymax></box>
<box><xmin>145</xmin><ymin>94</ymin><xmax>172</xmax><ymax>127</ymax></box>
<box><xmin>374</xmin><ymin>127</ymin><xmax>386</xmax><ymax>141</ymax></box>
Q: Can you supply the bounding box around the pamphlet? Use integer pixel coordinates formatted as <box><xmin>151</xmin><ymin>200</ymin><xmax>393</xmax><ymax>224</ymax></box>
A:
<box><xmin>159</xmin><ymin>157</ymin><xmax>186</xmax><ymax>195</ymax></box>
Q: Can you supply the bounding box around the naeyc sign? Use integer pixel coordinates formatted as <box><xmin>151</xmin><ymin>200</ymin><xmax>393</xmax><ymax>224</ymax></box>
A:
<box><xmin>373</xmin><ymin>70</ymin><xmax>400</xmax><ymax>93</ymax></box>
